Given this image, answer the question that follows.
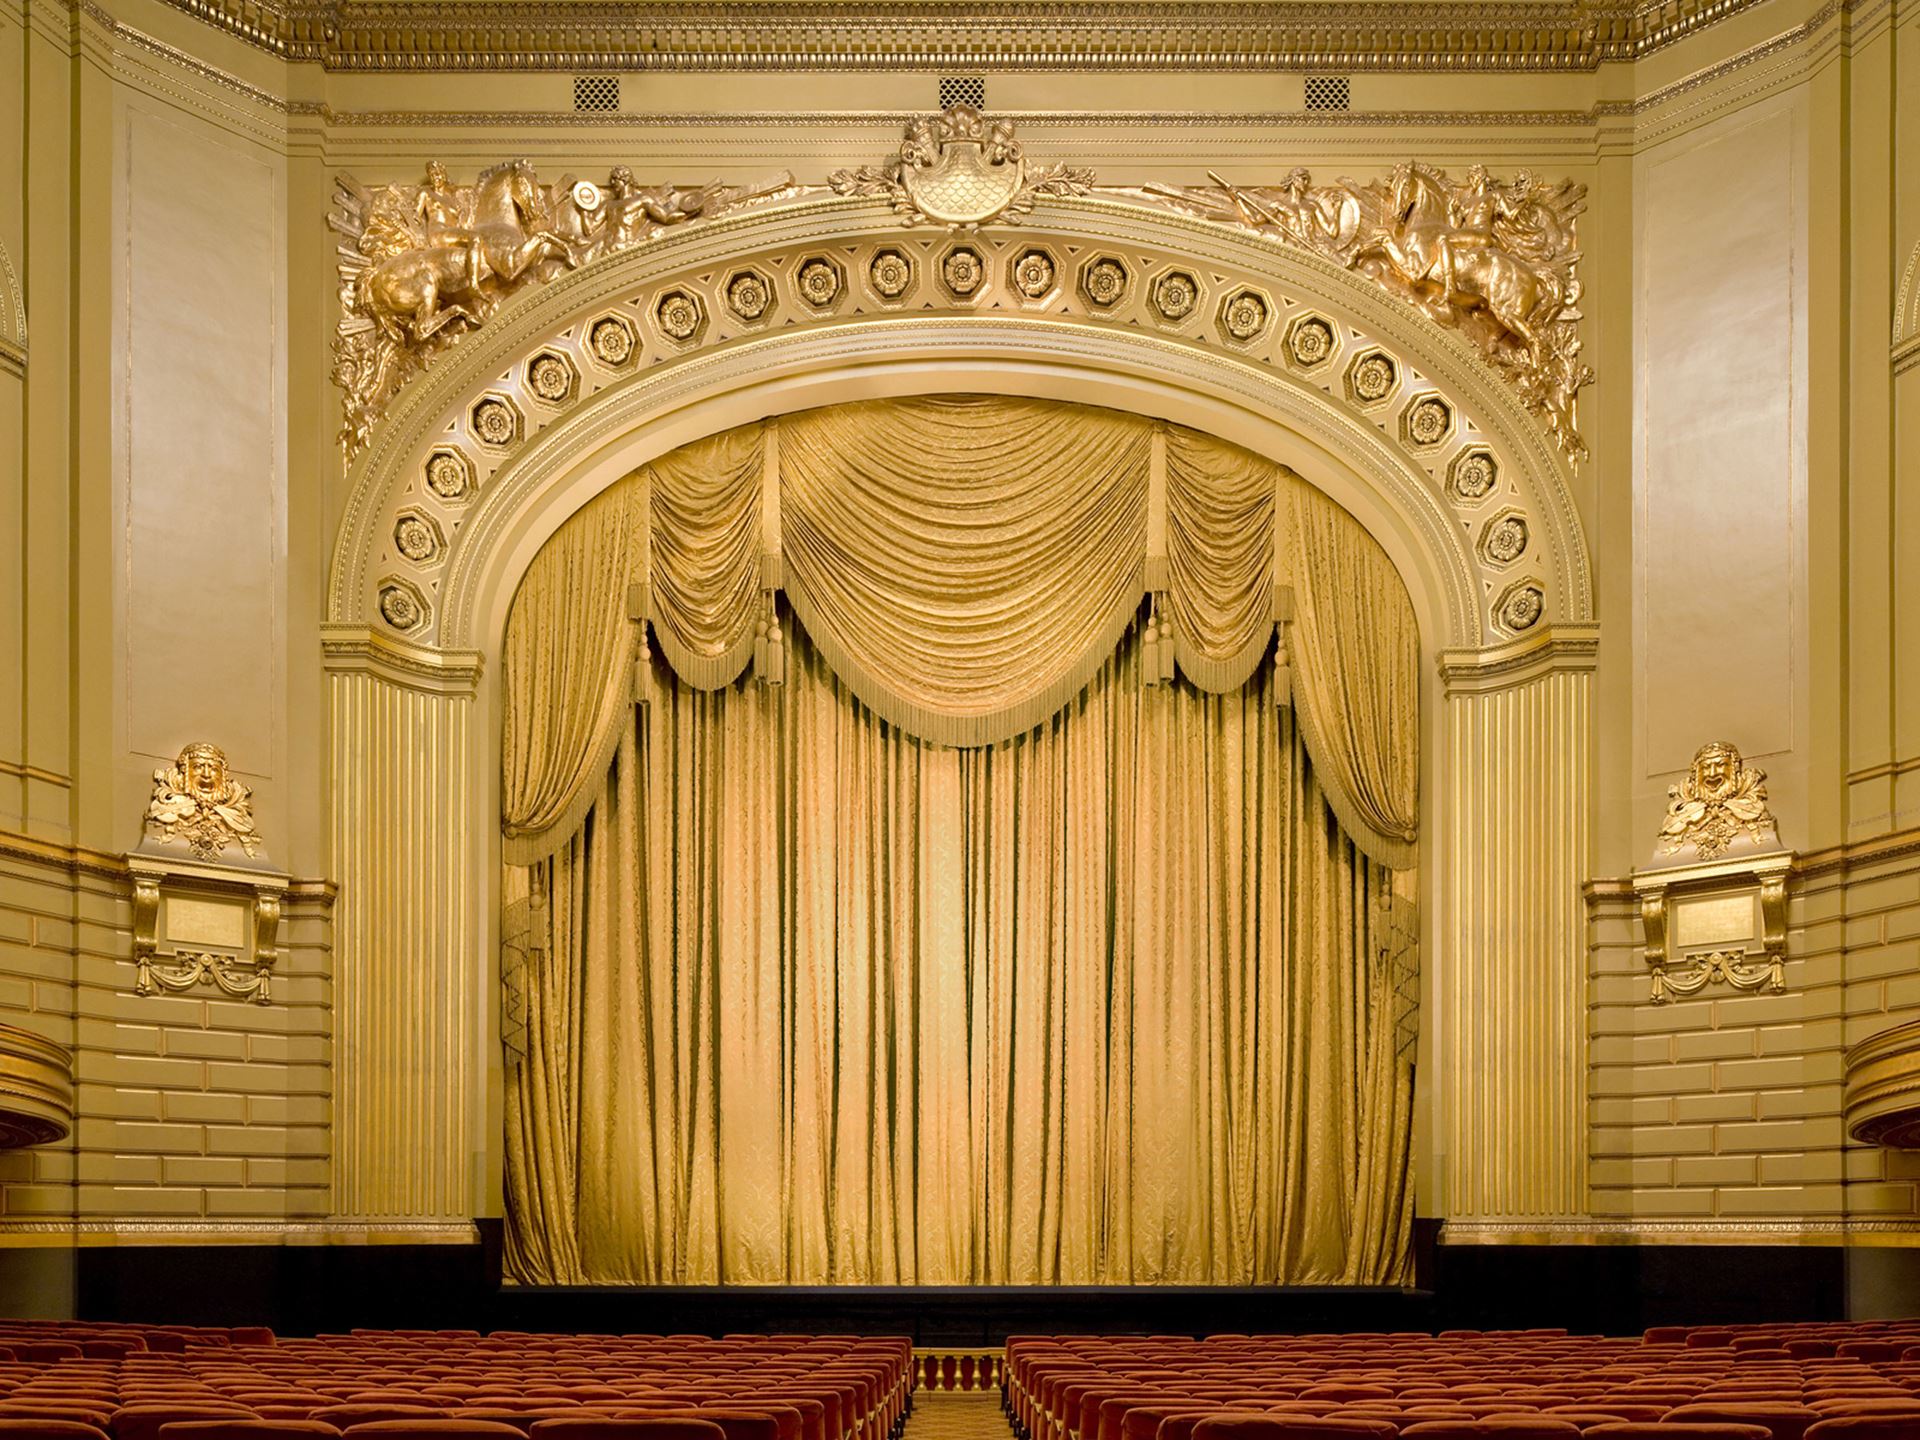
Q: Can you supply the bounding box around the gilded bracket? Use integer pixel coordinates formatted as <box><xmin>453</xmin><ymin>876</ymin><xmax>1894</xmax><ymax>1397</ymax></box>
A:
<box><xmin>1634</xmin><ymin>853</ymin><xmax>1789</xmax><ymax>1005</ymax></box>
<box><xmin>132</xmin><ymin>873</ymin><xmax>282</xmax><ymax>1005</ymax></box>
<box><xmin>130</xmin><ymin>740</ymin><xmax>285</xmax><ymax>1005</ymax></box>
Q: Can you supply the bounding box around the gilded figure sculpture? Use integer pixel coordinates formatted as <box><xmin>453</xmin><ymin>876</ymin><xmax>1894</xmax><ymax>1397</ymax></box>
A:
<box><xmin>328</xmin><ymin>121</ymin><xmax>1594</xmax><ymax>471</ymax></box>
<box><xmin>1129</xmin><ymin>162</ymin><xmax>1592</xmax><ymax>459</ymax></box>
<box><xmin>145</xmin><ymin>743</ymin><xmax>262</xmax><ymax>861</ymax></box>
<box><xmin>1658</xmin><ymin>740</ymin><xmax>1779</xmax><ymax>861</ymax></box>
<box><xmin>329</xmin><ymin>160</ymin><xmax>798</xmax><ymax>459</ymax></box>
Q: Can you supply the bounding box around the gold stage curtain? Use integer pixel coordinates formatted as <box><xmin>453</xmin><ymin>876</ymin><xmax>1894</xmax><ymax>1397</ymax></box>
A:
<box><xmin>1286</xmin><ymin>484</ymin><xmax>1422</xmax><ymax>870</ymax></box>
<box><xmin>498</xmin><ymin>396</ymin><xmax>1421</xmax><ymax>870</ymax></box>
<box><xmin>778</xmin><ymin>397</ymin><xmax>1151</xmax><ymax>745</ymax></box>
<box><xmin>503</xmin><ymin>612</ymin><xmax>1414</xmax><ymax>1287</ymax></box>
<box><xmin>499</xmin><ymin>482</ymin><xmax>643</xmax><ymax>865</ymax></box>
<box><xmin>1162</xmin><ymin>424</ymin><xmax>1280</xmax><ymax>694</ymax></box>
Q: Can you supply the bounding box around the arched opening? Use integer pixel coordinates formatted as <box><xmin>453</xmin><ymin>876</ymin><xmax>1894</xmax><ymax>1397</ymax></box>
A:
<box><xmin>322</xmin><ymin>196</ymin><xmax>1595</xmax><ymax>1243</ymax></box>
<box><xmin>494</xmin><ymin>394</ymin><xmax>1421</xmax><ymax>1285</ymax></box>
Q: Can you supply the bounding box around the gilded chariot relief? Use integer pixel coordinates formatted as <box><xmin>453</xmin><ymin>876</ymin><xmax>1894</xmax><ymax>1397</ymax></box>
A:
<box><xmin>1131</xmin><ymin>165</ymin><xmax>1590</xmax><ymax>459</ymax></box>
<box><xmin>327</xmin><ymin>107</ymin><xmax>1594</xmax><ymax>464</ymax></box>
<box><xmin>329</xmin><ymin>159</ymin><xmax>798</xmax><ymax>458</ymax></box>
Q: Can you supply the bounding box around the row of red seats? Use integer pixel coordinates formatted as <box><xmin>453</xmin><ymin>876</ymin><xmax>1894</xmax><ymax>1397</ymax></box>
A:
<box><xmin>1002</xmin><ymin>1323</ymin><xmax>1920</xmax><ymax>1440</ymax></box>
<box><xmin>0</xmin><ymin>1325</ymin><xmax>912</xmax><ymax>1440</ymax></box>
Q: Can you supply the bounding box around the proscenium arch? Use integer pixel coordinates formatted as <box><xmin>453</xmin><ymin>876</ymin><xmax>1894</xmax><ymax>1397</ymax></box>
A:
<box><xmin>329</xmin><ymin>192</ymin><xmax>1593</xmax><ymax>657</ymax></box>
<box><xmin>322</xmin><ymin>193</ymin><xmax>1599</xmax><ymax>1227</ymax></box>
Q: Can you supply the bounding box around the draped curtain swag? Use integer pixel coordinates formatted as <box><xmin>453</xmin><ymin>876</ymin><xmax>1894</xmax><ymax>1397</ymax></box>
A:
<box><xmin>499</xmin><ymin>395</ymin><xmax>1421</xmax><ymax>870</ymax></box>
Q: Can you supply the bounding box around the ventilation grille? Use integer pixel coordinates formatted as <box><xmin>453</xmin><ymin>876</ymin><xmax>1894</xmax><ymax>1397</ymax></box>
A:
<box><xmin>573</xmin><ymin>75</ymin><xmax>621</xmax><ymax>112</ymax></box>
<box><xmin>939</xmin><ymin>75</ymin><xmax>986</xmax><ymax>110</ymax></box>
<box><xmin>1303</xmin><ymin>75</ymin><xmax>1351</xmax><ymax>111</ymax></box>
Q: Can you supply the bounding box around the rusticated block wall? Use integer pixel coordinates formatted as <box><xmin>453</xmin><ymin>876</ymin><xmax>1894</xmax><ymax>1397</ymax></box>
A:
<box><xmin>0</xmin><ymin>840</ymin><xmax>333</xmax><ymax>1233</ymax></box>
<box><xmin>1586</xmin><ymin>837</ymin><xmax>1920</xmax><ymax>1230</ymax></box>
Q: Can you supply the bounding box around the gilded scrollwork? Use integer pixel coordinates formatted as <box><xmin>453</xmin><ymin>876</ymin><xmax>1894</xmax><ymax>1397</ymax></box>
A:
<box><xmin>144</xmin><ymin>743</ymin><xmax>262</xmax><ymax>862</ymax></box>
<box><xmin>328</xmin><ymin>159</ymin><xmax>799</xmax><ymax>460</ymax></box>
<box><xmin>1128</xmin><ymin>164</ymin><xmax>1592</xmax><ymax>459</ymax></box>
<box><xmin>1658</xmin><ymin>740</ymin><xmax>1780</xmax><ymax>861</ymax></box>
<box><xmin>829</xmin><ymin>105</ymin><xmax>1094</xmax><ymax>228</ymax></box>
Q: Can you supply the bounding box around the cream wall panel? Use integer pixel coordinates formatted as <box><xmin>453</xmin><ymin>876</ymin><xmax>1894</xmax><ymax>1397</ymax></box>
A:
<box><xmin>1441</xmin><ymin>661</ymin><xmax>1591</xmax><ymax>1219</ymax></box>
<box><xmin>0</xmin><ymin>0</ymin><xmax>23</xmax><ymax>829</ymax></box>
<box><xmin>116</xmin><ymin>105</ymin><xmax>283</xmax><ymax>851</ymax></box>
<box><xmin>1893</xmin><ymin>13</ymin><xmax>1920</xmax><ymax>833</ymax></box>
<box><xmin>1</xmin><ymin>371</ymin><xmax>22</xmax><ymax>831</ymax></box>
<box><xmin>327</xmin><ymin>669</ymin><xmax>475</xmax><ymax>1224</ymax></box>
<box><xmin>1842</xmin><ymin>29</ymin><xmax>1896</xmax><ymax>840</ymax></box>
<box><xmin>21</xmin><ymin>0</ymin><xmax>71</xmax><ymax>842</ymax></box>
<box><xmin>1634</xmin><ymin>95</ymin><xmax>1809</xmax><ymax>845</ymax></box>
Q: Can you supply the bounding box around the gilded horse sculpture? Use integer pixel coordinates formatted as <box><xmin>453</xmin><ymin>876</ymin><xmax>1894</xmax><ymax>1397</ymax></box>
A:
<box><xmin>329</xmin><ymin>158</ymin><xmax>797</xmax><ymax>459</ymax></box>
<box><xmin>1352</xmin><ymin>162</ymin><xmax>1571</xmax><ymax>363</ymax></box>
<box><xmin>355</xmin><ymin>160</ymin><xmax>571</xmax><ymax>347</ymax></box>
<box><xmin>327</xmin><ymin>120</ymin><xmax>1591</xmax><ymax>464</ymax></box>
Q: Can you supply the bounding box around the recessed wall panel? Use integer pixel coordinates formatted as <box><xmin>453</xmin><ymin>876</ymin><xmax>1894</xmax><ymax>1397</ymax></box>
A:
<box><xmin>122</xmin><ymin>109</ymin><xmax>277</xmax><ymax>777</ymax></box>
<box><xmin>1636</xmin><ymin>104</ymin><xmax>1803</xmax><ymax>794</ymax></box>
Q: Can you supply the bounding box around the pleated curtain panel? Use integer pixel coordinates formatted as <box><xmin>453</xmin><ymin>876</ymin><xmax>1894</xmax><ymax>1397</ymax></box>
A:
<box><xmin>498</xmin><ymin>395</ymin><xmax>1421</xmax><ymax>1287</ymax></box>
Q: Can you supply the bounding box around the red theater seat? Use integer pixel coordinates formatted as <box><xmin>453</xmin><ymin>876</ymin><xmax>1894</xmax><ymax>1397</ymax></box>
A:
<box><xmin>1200</xmin><ymin>1423</ymin><xmax>1398</xmax><ymax>1440</ymax></box>
<box><xmin>160</xmin><ymin>1425</ymin><xmax>341</xmax><ymax>1440</ymax></box>
<box><xmin>1581</xmin><ymin>1427</ymin><xmax>1774</xmax><ymax>1439</ymax></box>
<box><xmin>1661</xmin><ymin>1406</ymin><xmax>1818</xmax><ymax>1440</ymax></box>
<box><xmin>114</xmin><ymin>1405</ymin><xmax>260</xmax><ymax>1440</ymax></box>
<box><xmin>529</xmin><ymin>1422</ymin><xmax>729</xmax><ymax>1440</ymax></box>
<box><xmin>342</xmin><ymin>1426</ymin><xmax>527</xmax><ymax>1440</ymax></box>
<box><xmin>0</xmin><ymin>1423</ymin><xmax>112</xmax><ymax>1440</ymax></box>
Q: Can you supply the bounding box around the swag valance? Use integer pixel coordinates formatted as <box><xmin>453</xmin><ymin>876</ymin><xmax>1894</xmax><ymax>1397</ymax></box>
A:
<box><xmin>500</xmin><ymin>396</ymin><xmax>1420</xmax><ymax>868</ymax></box>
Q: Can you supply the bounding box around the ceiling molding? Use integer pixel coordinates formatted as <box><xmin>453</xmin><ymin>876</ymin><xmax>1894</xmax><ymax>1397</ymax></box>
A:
<box><xmin>142</xmin><ymin>0</ymin><xmax>1783</xmax><ymax>73</ymax></box>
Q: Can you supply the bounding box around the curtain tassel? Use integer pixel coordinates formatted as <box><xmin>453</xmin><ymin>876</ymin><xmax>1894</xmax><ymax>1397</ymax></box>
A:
<box><xmin>631</xmin><ymin>618</ymin><xmax>654</xmax><ymax>707</ymax></box>
<box><xmin>1142</xmin><ymin>592</ymin><xmax>1177</xmax><ymax>687</ymax></box>
<box><xmin>1273</xmin><ymin>618</ymin><xmax>1292</xmax><ymax>709</ymax></box>
<box><xmin>756</xmin><ymin>591</ymin><xmax>786</xmax><ymax>687</ymax></box>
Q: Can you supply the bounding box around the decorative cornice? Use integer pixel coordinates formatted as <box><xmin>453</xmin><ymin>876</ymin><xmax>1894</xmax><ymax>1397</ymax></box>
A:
<box><xmin>1791</xmin><ymin>822</ymin><xmax>1920</xmax><ymax>881</ymax></box>
<box><xmin>0</xmin><ymin>828</ymin><xmax>133</xmax><ymax>883</ymax></box>
<box><xmin>320</xmin><ymin>624</ymin><xmax>485</xmax><ymax>693</ymax></box>
<box><xmin>1584</xmin><ymin>823</ymin><xmax>1920</xmax><ymax>903</ymax></box>
<box><xmin>1437</xmin><ymin>623</ymin><xmax>1601</xmax><ymax>694</ymax></box>
<box><xmin>146</xmin><ymin>0</ymin><xmax>1779</xmax><ymax>73</ymax></box>
<box><xmin>306</xmin><ymin>107</ymin><xmax>1604</xmax><ymax>132</ymax></box>
<box><xmin>1443</xmin><ymin>1217</ymin><xmax>1920</xmax><ymax>1246</ymax></box>
<box><xmin>0</xmin><ymin>827</ymin><xmax>339</xmax><ymax>900</ymax></box>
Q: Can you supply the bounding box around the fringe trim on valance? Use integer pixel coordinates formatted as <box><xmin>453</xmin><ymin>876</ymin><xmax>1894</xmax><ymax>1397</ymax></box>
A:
<box><xmin>650</xmin><ymin>626</ymin><xmax>758</xmax><ymax>694</ymax></box>
<box><xmin>782</xmin><ymin>572</ymin><xmax>1149</xmax><ymax>750</ymax></box>
<box><xmin>1171</xmin><ymin>631</ymin><xmax>1274</xmax><ymax>695</ymax></box>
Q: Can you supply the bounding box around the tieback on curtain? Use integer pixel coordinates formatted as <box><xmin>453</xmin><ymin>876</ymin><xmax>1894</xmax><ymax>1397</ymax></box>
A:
<box><xmin>500</xmin><ymin>395</ymin><xmax>1420</xmax><ymax>870</ymax></box>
